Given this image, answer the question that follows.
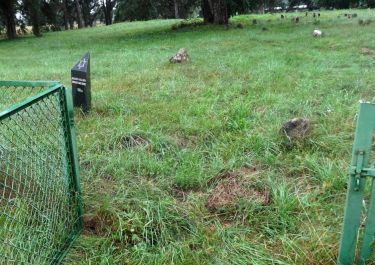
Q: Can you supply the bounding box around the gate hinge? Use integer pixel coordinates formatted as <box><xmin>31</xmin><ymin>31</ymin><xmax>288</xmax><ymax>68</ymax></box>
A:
<box><xmin>349</xmin><ymin>151</ymin><xmax>375</xmax><ymax>191</ymax></box>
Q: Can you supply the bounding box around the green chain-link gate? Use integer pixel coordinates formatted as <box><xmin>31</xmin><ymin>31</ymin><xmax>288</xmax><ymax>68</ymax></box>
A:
<box><xmin>339</xmin><ymin>102</ymin><xmax>375</xmax><ymax>265</ymax></box>
<box><xmin>0</xmin><ymin>81</ymin><xmax>83</xmax><ymax>264</ymax></box>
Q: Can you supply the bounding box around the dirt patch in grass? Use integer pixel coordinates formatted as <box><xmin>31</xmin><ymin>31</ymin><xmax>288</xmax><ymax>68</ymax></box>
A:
<box><xmin>83</xmin><ymin>214</ymin><xmax>106</xmax><ymax>236</ymax></box>
<box><xmin>83</xmin><ymin>212</ymin><xmax>117</xmax><ymax>236</ymax></box>
<box><xmin>361</xmin><ymin>47</ymin><xmax>375</xmax><ymax>55</ymax></box>
<box><xmin>207</xmin><ymin>166</ymin><xmax>270</xmax><ymax>211</ymax></box>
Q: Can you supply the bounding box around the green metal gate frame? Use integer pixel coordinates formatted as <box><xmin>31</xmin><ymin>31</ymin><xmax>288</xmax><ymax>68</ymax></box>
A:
<box><xmin>0</xmin><ymin>81</ymin><xmax>83</xmax><ymax>264</ymax></box>
<box><xmin>339</xmin><ymin>102</ymin><xmax>375</xmax><ymax>265</ymax></box>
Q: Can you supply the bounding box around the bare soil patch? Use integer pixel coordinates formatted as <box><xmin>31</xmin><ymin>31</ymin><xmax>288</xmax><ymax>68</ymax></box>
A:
<box><xmin>361</xmin><ymin>47</ymin><xmax>375</xmax><ymax>55</ymax></box>
<box><xmin>207</xmin><ymin>166</ymin><xmax>270</xmax><ymax>211</ymax></box>
<box><xmin>83</xmin><ymin>214</ymin><xmax>106</xmax><ymax>236</ymax></box>
<box><xmin>83</xmin><ymin>212</ymin><xmax>116</xmax><ymax>236</ymax></box>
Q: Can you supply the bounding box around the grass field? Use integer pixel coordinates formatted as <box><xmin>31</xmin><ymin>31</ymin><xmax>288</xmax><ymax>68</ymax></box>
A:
<box><xmin>1</xmin><ymin>9</ymin><xmax>375</xmax><ymax>264</ymax></box>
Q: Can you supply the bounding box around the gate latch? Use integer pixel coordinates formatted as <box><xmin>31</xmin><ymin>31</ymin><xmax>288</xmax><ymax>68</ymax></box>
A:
<box><xmin>349</xmin><ymin>151</ymin><xmax>375</xmax><ymax>191</ymax></box>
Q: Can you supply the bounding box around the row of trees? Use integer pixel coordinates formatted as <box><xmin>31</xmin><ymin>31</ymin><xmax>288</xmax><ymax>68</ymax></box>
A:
<box><xmin>115</xmin><ymin>0</ymin><xmax>201</xmax><ymax>22</ymax></box>
<box><xmin>0</xmin><ymin>0</ymin><xmax>114</xmax><ymax>39</ymax></box>
<box><xmin>1</xmin><ymin>0</ymin><xmax>374</xmax><ymax>39</ymax></box>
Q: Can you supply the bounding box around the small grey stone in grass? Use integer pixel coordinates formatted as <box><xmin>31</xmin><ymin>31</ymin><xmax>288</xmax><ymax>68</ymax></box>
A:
<box><xmin>170</xmin><ymin>48</ymin><xmax>190</xmax><ymax>63</ymax></box>
<box><xmin>281</xmin><ymin>118</ymin><xmax>311</xmax><ymax>140</ymax></box>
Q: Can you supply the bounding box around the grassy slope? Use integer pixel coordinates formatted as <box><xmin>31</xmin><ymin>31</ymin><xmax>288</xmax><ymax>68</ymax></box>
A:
<box><xmin>1</xmin><ymin>9</ymin><xmax>375</xmax><ymax>264</ymax></box>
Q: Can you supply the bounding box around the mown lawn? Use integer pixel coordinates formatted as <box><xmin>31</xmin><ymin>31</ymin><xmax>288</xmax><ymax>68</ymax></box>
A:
<box><xmin>1</xmin><ymin>9</ymin><xmax>375</xmax><ymax>265</ymax></box>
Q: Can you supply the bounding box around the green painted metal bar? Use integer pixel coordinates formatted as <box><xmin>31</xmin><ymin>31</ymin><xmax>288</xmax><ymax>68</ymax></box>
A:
<box><xmin>48</xmin><ymin>87</ymin><xmax>83</xmax><ymax>265</ymax></box>
<box><xmin>49</xmin><ymin>229</ymin><xmax>82</xmax><ymax>265</ymax></box>
<box><xmin>338</xmin><ymin>103</ymin><xmax>375</xmax><ymax>265</ymax></box>
<box><xmin>64</xmin><ymin>87</ymin><xmax>84</xmax><ymax>231</ymax></box>
<box><xmin>0</xmin><ymin>80</ymin><xmax>60</xmax><ymax>87</ymax></box>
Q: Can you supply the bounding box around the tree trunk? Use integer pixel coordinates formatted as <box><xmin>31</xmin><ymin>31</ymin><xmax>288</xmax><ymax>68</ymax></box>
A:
<box><xmin>174</xmin><ymin>0</ymin><xmax>179</xmax><ymax>19</ymax></box>
<box><xmin>259</xmin><ymin>0</ymin><xmax>265</xmax><ymax>14</ymax></box>
<box><xmin>31</xmin><ymin>18</ymin><xmax>42</xmax><ymax>37</ymax></box>
<box><xmin>82</xmin><ymin>0</ymin><xmax>92</xmax><ymax>27</ymax></box>
<box><xmin>27</xmin><ymin>0</ymin><xmax>43</xmax><ymax>37</ymax></box>
<box><xmin>5</xmin><ymin>9</ymin><xmax>17</xmax><ymax>39</ymax></box>
<box><xmin>212</xmin><ymin>0</ymin><xmax>228</xmax><ymax>24</ymax></box>
<box><xmin>202</xmin><ymin>0</ymin><xmax>228</xmax><ymax>24</ymax></box>
<box><xmin>75</xmin><ymin>0</ymin><xmax>84</xmax><ymax>28</ymax></box>
<box><xmin>268</xmin><ymin>0</ymin><xmax>275</xmax><ymax>12</ymax></box>
<box><xmin>0</xmin><ymin>0</ymin><xmax>17</xmax><ymax>39</ymax></box>
<box><xmin>202</xmin><ymin>0</ymin><xmax>214</xmax><ymax>23</ymax></box>
<box><xmin>62</xmin><ymin>0</ymin><xmax>69</xmax><ymax>30</ymax></box>
<box><xmin>102</xmin><ymin>0</ymin><xmax>113</xmax><ymax>25</ymax></box>
<box><xmin>69</xmin><ymin>18</ymin><xmax>74</xmax><ymax>29</ymax></box>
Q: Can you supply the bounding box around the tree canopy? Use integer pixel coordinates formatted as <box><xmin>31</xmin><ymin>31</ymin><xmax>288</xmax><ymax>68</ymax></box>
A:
<box><xmin>0</xmin><ymin>0</ymin><xmax>374</xmax><ymax>39</ymax></box>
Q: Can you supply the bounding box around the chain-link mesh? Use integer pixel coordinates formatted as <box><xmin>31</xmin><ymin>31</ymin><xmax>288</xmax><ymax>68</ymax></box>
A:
<box><xmin>0</xmin><ymin>82</ymin><xmax>82</xmax><ymax>265</ymax></box>
<box><xmin>0</xmin><ymin>86</ymin><xmax>44</xmax><ymax>112</ymax></box>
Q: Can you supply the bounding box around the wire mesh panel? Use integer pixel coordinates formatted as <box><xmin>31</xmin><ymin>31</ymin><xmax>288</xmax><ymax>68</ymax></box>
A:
<box><xmin>0</xmin><ymin>81</ymin><xmax>83</xmax><ymax>265</ymax></box>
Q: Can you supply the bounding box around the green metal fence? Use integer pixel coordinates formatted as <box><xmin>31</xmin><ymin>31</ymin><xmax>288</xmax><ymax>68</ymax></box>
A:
<box><xmin>0</xmin><ymin>81</ymin><xmax>83</xmax><ymax>264</ymax></box>
<box><xmin>339</xmin><ymin>102</ymin><xmax>375</xmax><ymax>265</ymax></box>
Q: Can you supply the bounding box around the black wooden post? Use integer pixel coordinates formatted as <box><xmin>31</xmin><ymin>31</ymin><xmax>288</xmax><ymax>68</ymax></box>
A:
<box><xmin>71</xmin><ymin>52</ymin><xmax>91</xmax><ymax>113</ymax></box>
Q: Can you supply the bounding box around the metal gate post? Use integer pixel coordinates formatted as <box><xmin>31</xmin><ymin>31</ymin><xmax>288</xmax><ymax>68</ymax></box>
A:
<box><xmin>64</xmin><ymin>87</ymin><xmax>84</xmax><ymax>231</ymax></box>
<box><xmin>338</xmin><ymin>103</ymin><xmax>375</xmax><ymax>265</ymax></box>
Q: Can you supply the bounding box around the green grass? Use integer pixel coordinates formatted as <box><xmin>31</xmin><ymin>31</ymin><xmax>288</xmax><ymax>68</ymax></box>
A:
<box><xmin>1</xmin><ymin>9</ymin><xmax>375</xmax><ymax>264</ymax></box>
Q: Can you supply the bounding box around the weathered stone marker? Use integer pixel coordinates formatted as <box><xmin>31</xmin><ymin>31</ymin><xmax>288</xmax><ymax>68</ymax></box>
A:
<box><xmin>71</xmin><ymin>52</ymin><xmax>91</xmax><ymax>113</ymax></box>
